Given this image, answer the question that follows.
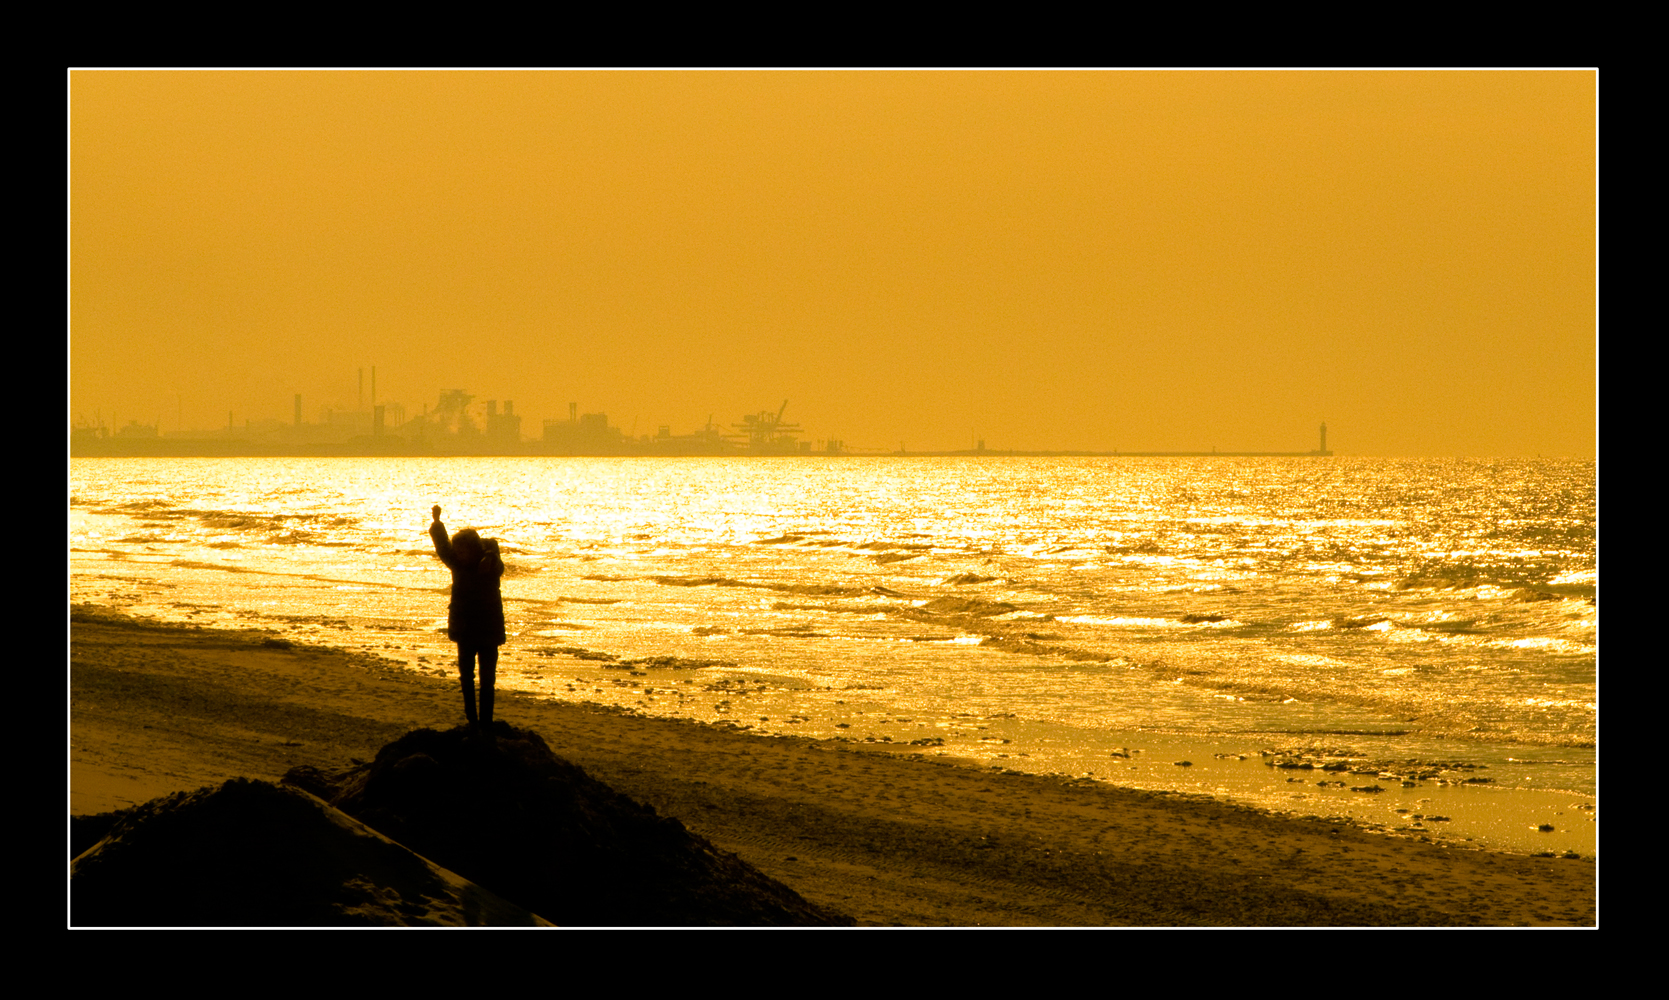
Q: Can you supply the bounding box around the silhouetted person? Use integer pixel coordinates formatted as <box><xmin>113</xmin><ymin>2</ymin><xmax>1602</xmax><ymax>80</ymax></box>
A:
<box><xmin>430</xmin><ymin>505</ymin><xmax>506</xmax><ymax>728</ymax></box>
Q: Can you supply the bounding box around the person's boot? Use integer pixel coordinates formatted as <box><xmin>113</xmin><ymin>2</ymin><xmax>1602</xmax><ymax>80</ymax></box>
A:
<box><xmin>461</xmin><ymin>677</ymin><xmax>478</xmax><ymax>726</ymax></box>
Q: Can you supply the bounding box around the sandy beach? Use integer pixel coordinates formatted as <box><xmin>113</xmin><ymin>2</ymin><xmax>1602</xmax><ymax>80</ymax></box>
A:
<box><xmin>69</xmin><ymin>605</ymin><xmax>1597</xmax><ymax>927</ymax></box>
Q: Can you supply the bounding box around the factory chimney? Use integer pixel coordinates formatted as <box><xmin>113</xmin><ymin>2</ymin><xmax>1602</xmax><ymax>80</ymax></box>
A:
<box><xmin>1320</xmin><ymin>422</ymin><xmax>1328</xmax><ymax>454</ymax></box>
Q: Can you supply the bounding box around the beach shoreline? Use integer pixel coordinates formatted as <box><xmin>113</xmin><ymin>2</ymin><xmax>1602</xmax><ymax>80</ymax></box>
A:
<box><xmin>69</xmin><ymin>605</ymin><xmax>1597</xmax><ymax>926</ymax></box>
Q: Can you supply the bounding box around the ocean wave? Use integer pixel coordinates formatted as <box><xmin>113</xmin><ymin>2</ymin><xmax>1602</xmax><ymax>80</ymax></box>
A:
<box><xmin>1548</xmin><ymin>568</ymin><xmax>1598</xmax><ymax>587</ymax></box>
<box><xmin>771</xmin><ymin>581</ymin><xmax>875</xmax><ymax>597</ymax></box>
<box><xmin>1519</xmin><ymin>696</ymin><xmax>1597</xmax><ymax>711</ymax></box>
<box><xmin>1272</xmin><ymin>653</ymin><xmax>1352</xmax><ymax>669</ymax></box>
<box><xmin>852</xmin><ymin>540</ymin><xmax>934</xmax><ymax>553</ymax></box>
<box><xmin>169</xmin><ymin>560</ymin><xmax>248</xmax><ymax>573</ymax></box>
<box><xmin>1163</xmin><ymin>670</ymin><xmax>1597</xmax><ymax>748</ymax></box>
<box><xmin>1332</xmin><ymin>616</ymin><xmax>1391</xmax><ymax>629</ymax></box>
<box><xmin>200</xmin><ymin>514</ymin><xmax>284</xmax><ymax>530</ymax></box>
<box><xmin>912</xmin><ymin>596</ymin><xmax>1019</xmax><ymax>617</ymax></box>
<box><xmin>618</xmin><ymin>655</ymin><xmax>736</xmax><ymax>670</ymax></box>
<box><xmin>531</xmin><ymin>645</ymin><xmax>618</xmax><ymax>661</ymax></box>
<box><xmin>1112</xmin><ymin>545</ymin><xmax>1187</xmax><ymax>563</ymax></box>
<box><xmin>1372</xmin><ymin>627</ymin><xmax>1593</xmax><ymax>656</ymax></box>
<box><xmin>770</xmin><ymin>601</ymin><xmax>896</xmax><ymax>616</ymax></box>
<box><xmin>1409</xmin><ymin>617</ymin><xmax>1487</xmax><ymax>635</ymax></box>
<box><xmin>73</xmin><ymin>454</ymin><xmax>1597</xmax><ymax>768</ymax></box>
<box><xmin>1491</xmin><ymin>637</ymin><xmax>1594</xmax><ymax>655</ymax></box>
<box><xmin>1057</xmin><ymin>614</ymin><xmax>1217</xmax><ymax>629</ymax></box>
<box><xmin>269</xmin><ymin>531</ymin><xmax>330</xmax><ymax>545</ymax></box>
<box><xmin>95</xmin><ymin>502</ymin><xmax>378</xmax><ymax>552</ymax></box>
<box><xmin>1104</xmin><ymin>540</ymin><xmax>1164</xmax><ymax>555</ymax></box>
<box><xmin>1512</xmin><ymin>583</ymin><xmax>1597</xmax><ymax>602</ymax></box>
<box><xmin>96</xmin><ymin>499</ymin><xmax>179</xmax><ymax>513</ymax></box>
<box><xmin>977</xmin><ymin>636</ymin><xmax>1117</xmax><ymax>662</ymax></box>
<box><xmin>739</xmin><ymin>625</ymin><xmax>833</xmax><ymax>638</ymax></box>
<box><xmin>644</xmin><ymin>574</ymin><xmax>876</xmax><ymax>598</ymax></box>
<box><xmin>1395</xmin><ymin>557</ymin><xmax>1591</xmax><ymax>593</ymax></box>
<box><xmin>870</xmin><ymin>551</ymin><xmax>924</xmax><ymax>565</ymax></box>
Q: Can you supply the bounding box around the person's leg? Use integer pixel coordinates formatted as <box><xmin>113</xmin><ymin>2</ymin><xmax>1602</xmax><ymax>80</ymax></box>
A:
<box><xmin>479</xmin><ymin>646</ymin><xmax>498</xmax><ymax>725</ymax></box>
<box><xmin>458</xmin><ymin>644</ymin><xmax>478</xmax><ymax>725</ymax></box>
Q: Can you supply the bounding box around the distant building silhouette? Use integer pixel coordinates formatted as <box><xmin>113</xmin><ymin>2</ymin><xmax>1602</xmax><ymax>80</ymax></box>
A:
<box><xmin>115</xmin><ymin>420</ymin><xmax>157</xmax><ymax>438</ymax></box>
<box><xmin>543</xmin><ymin>410</ymin><xmax>622</xmax><ymax>454</ymax></box>
<box><xmin>486</xmin><ymin>400</ymin><xmax>521</xmax><ymax>444</ymax></box>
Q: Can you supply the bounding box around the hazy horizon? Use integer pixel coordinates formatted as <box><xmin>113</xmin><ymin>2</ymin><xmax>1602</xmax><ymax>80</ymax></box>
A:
<box><xmin>70</xmin><ymin>70</ymin><xmax>1596</xmax><ymax>457</ymax></box>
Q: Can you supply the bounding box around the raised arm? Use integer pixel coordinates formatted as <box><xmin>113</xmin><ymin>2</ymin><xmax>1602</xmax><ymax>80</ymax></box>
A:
<box><xmin>430</xmin><ymin>505</ymin><xmax>455</xmax><ymax>567</ymax></box>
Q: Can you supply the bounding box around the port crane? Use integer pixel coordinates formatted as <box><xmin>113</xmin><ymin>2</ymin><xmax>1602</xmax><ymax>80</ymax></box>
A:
<box><xmin>730</xmin><ymin>399</ymin><xmax>804</xmax><ymax>453</ymax></box>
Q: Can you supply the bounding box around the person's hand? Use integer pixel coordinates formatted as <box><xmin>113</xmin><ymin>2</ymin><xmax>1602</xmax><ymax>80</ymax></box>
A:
<box><xmin>432</xmin><ymin>505</ymin><xmax>442</xmax><ymax>523</ymax></box>
<box><xmin>483</xmin><ymin>538</ymin><xmax>499</xmax><ymax>553</ymax></box>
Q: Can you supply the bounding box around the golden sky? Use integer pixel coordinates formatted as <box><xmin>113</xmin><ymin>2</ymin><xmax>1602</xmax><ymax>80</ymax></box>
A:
<box><xmin>70</xmin><ymin>70</ymin><xmax>1595</xmax><ymax>455</ymax></box>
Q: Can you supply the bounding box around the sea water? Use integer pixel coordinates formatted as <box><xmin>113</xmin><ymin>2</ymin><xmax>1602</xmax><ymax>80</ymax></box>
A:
<box><xmin>69</xmin><ymin>456</ymin><xmax>1597</xmax><ymax>855</ymax></box>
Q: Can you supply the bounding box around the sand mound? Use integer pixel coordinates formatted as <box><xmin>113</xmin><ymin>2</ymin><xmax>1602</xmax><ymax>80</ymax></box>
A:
<box><xmin>290</xmin><ymin>721</ymin><xmax>852</xmax><ymax>926</ymax></box>
<box><xmin>71</xmin><ymin>778</ymin><xmax>549</xmax><ymax>926</ymax></box>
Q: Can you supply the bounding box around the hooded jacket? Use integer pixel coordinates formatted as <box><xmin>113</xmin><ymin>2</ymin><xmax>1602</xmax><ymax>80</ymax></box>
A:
<box><xmin>430</xmin><ymin>521</ymin><xmax>507</xmax><ymax>647</ymax></box>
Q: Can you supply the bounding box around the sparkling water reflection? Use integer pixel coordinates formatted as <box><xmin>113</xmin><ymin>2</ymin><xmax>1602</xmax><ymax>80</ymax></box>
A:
<box><xmin>71</xmin><ymin>456</ymin><xmax>1597</xmax><ymax>853</ymax></box>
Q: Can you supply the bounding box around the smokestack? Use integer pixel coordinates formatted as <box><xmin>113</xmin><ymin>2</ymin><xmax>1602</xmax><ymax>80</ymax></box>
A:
<box><xmin>1320</xmin><ymin>421</ymin><xmax>1328</xmax><ymax>454</ymax></box>
<box><xmin>294</xmin><ymin>394</ymin><xmax>301</xmax><ymax>427</ymax></box>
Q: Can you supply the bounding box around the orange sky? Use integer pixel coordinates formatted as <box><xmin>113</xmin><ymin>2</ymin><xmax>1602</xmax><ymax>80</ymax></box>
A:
<box><xmin>70</xmin><ymin>70</ymin><xmax>1595</xmax><ymax>455</ymax></box>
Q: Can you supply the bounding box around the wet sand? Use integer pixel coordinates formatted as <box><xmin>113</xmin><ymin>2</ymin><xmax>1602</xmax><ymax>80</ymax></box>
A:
<box><xmin>69</xmin><ymin>606</ymin><xmax>1597</xmax><ymax>926</ymax></box>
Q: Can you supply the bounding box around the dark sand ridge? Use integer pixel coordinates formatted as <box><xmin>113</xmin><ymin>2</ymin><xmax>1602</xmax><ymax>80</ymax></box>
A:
<box><xmin>69</xmin><ymin>606</ymin><xmax>1597</xmax><ymax>926</ymax></box>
